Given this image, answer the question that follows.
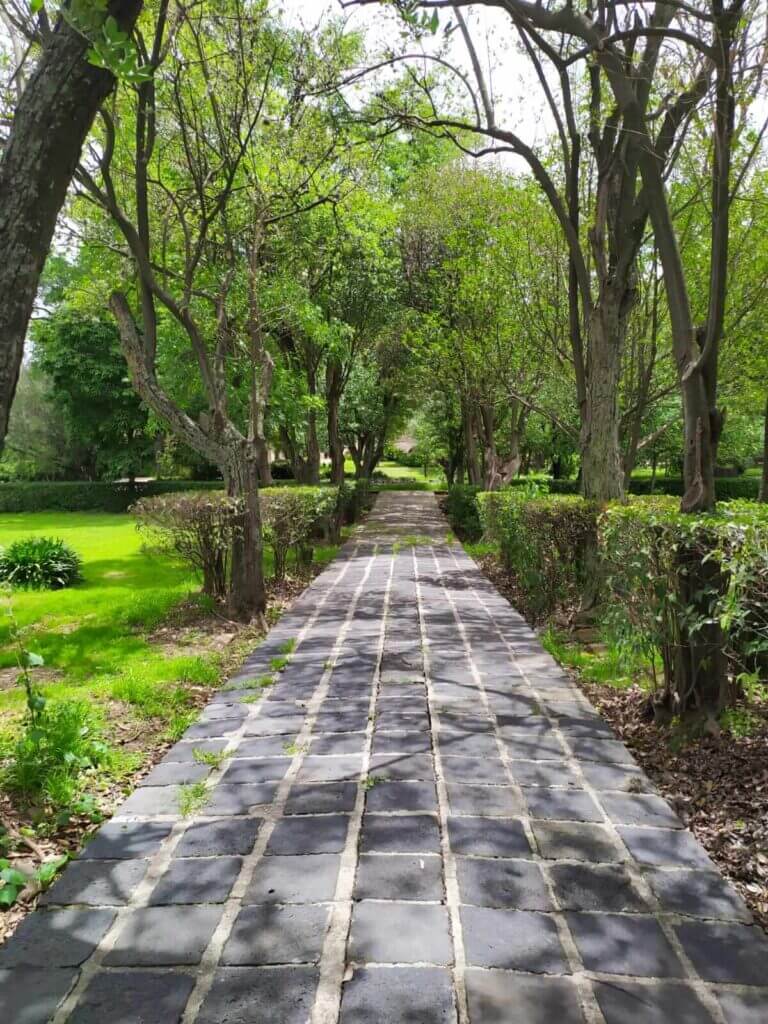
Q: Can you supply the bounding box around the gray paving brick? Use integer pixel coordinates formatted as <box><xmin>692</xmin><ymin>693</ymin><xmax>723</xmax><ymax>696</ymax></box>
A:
<box><xmin>508</xmin><ymin>760</ymin><xmax>584</xmax><ymax>789</ymax></box>
<box><xmin>645</xmin><ymin>868</ymin><xmax>751</xmax><ymax>922</ymax></box>
<box><xmin>461</xmin><ymin>907</ymin><xmax>567</xmax><ymax>972</ymax></box>
<box><xmin>438</xmin><ymin>731</ymin><xmax>500</xmax><ymax>757</ymax></box>
<box><xmin>40</xmin><ymin>858</ymin><xmax>149</xmax><ymax>906</ymax></box>
<box><xmin>0</xmin><ymin>968</ymin><xmax>78</xmax><ymax>1024</ymax></box>
<box><xmin>618</xmin><ymin>826</ymin><xmax>714</xmax><ymax>869</ymax></box>
<box><xmin>600</xmin><ymin>792</ymin><xmax>682</xmax><ymax>829</ymax></box>
<box><xmin>184</xmin><ymin>717</ymin><xmax>242</xmax><ymax>739</ymax></box>
<box><xmin>446</xmin><ymin>783</ymin><xmax>524</xmax><ymax>817</ymax></box>
<box><xmin>440</xmin><ymin>755</ymin><xmax>505</xmax><ymax>784</ymax></box>
<box><xmin>68</xmin><ymin>970</ymin><xmax>195</xmax><ymax>1024</ymax></box>
<box><xmin>267</xmin><ymin>814</ymin><xmax>350</xmax><ymax>854</ymax></box>
<box><xmin>568</xmin><ymin>738</ymin><xmax>637</xmax><ymax>764</ymax></box>
<box><xmin>310</xmin><ymin>732</ymin><xmax>366</xmax><ymax>754</ymax></box>
<box><xmin>365</xmin><ymin>779</ymin><xmax>438</xmax><ymax>812</ymax></box>
<box><xmin>79</xmin><ymin>820</ymin><xmax>172</xmax><ymax>860</ymax></box>
<box><xmin>340</xmin><ymin>966</ymin><xmax>457</xmax><ymax>1023</ymax></box>
<box><xmin>245</xmin><ymin>854</ymin><xmax>341</xmax><ymax>904</ymax></box>
<box><xmin>285</xmin><ymin>781</ymin><xmax>358</xmax><ymax>815</ymax></box>
<box><xmin>578</xmin><ymin>760</ymin><xmax>656</xmax><ymax>793</ymax></box>
<box><xmin>526</xmin><ymin>788</ymin><xmax>602</xmax><ymax>822</ymax></box>
<box><xmin>235</xmin><ymin>736</ymin><xmax>298</xmax><ymax>758</ymax></box>
<box><xmin>354</xmin><ymin>854</ymin><xmax>444</xmax><ymax>900</ymax></box>
<box><xmin>244</xmin><ymin>715</ymin><xmax>305</xmax><ymax>736</ymax></box>
<box><xmin>714</xmin><ymin>988</ymin><xmax>768</xmax><ymax>1024</ymax></box>
<box><xmin>592</xmin><ymin>979</ymin><xmax>718</xmax><ymax>1023</ymax></box>
<box><xmin>674</xmin><ymin>920</ymin><xmax>768</xmax><ymax>985</ymax></box>
<box><xmin>465</xmin><ymin>970</ymin><xmax>585</xmax><ymax>1024</ymax></box>
<box><xmin>448</xmin><ymin>816</ymin><xmax>530</xmax><ymax>857</ymax></box>
<box><xmin>205</xmin><ymin>782</ymin><xmax>277</xmax><ymax>815</ymax></box>
<box><xmin>372</xmin><ymin>731</ymin><xmax>432</xmax><ymax>754</ymax></box>
<box><xmin>369</xmin><ymin>752</ymin><xmax>434</xmax><ymax>780</ymax></box>
<box><xmin>314</xmin><ymin>709</ymin><xmax>370</xmax><ymax>732</ymax></box>
<box><xmin>375</xmin><ymin>709</ymin><xmax>430</xmax><ymax>730</ymax></box>
<box><xmin>196</xmin><ymin>966</ymin><xmax>319</xmax><ymax>1024</ymax></box>
<box><xmin>349</xmin><ymin>902</ymin><xmax>452</xmax><ymax>964</ymax></box>
<box><xmin>221</xmin><ymin>757</ymin><xmax>291</xmax><ymax>783</ymax></box>
<box><xmin>503</xmin><ymin>735</ymin><xmax>567</xmax><ymax>760</ymax></box>
<box><xmin>550</xmin><ymin>863</ymin><xmax>647</xmax><ymax>912</ymax></box>
<box><xmin>361</xmin><ymin>813</ymin><xmax>441</xmax><ymax>853</ymax></box>
<box><xmin>567</xmin><ymin>913</ymin><xmax>685</xmax><ymax>977</ymax></box>
<box><xmin>533</xmin><ymin>821</ymin><xmax>624</xmax><ymax>862</ymax></box>
<box><xmin>0</xmin><ymin>908</ymin><xmax>114</xmax><ymax>967</ymax></box>
<box><xmin>222</xmin><ymin>904</ymin><xmax>330</xmax><ymax>965</ymax></box>
<box><xmin>116</xmin><ymin>784</ymin><xmax>182</xmax><ymax>816</ymax></box>
<box><xmin>162</xmin><ymin>739</ymin><xmax>227</xmax><ymax>762</ymax></box>
<box><xmin>104</xmin><ymin>905</ymin><xmax>222</xmax><ymax>965</ymax></box>
<box><xmin>140</xmin><ymin>761</ymin><xmax>210</xmax><ymax>786</ymax></box>
<box><xmin>297</xmin><ymin>755</ymin><xmax>363</xmax><ymax>783</ymax></box>
<box><xmin>457</xmin><ymin>857</ymin><xmax>552</xmax><ymax>910</ymax></box>
<box><xmin>149</xmin><ymin>856</ymin><xmax>242</xmax><ymax>904</ymax></box>
<box><xmin>175</xmin><ymin>818</ymin><xmax>262</xmax><ymax>857</ymax></box>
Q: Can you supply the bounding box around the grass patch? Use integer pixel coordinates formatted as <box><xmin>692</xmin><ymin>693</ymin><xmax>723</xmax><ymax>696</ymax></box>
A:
<box><xmin>178</xmin><ymin>781</ymin><xmax>210</xmax><ymax>817</ymax></box>
<box><xmin>541</xmin><ymin>626</ymin><xmax>651</xmax><ymax>690</ymax></box>
<box><xmin>193</xmin><ymin>747</ymin><xmax>228</xmax><ymax>769</ymax></box>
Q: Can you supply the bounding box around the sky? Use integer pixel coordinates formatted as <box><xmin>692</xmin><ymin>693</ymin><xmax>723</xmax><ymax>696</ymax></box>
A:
<box><xmin>278</xmin><ymin>0</ymin><xmax>553</xmax><ymax>168</ymax></box>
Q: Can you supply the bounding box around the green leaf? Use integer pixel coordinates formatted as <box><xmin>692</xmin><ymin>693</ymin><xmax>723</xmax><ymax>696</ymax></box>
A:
<box><xmin>0</xmin><ymin>886</ymin><xmax>20</xmax><ymax>908</ymax></box>
<box><xmin>24</xmin><ymin>651</ymin><xmax>44</xmax><ymax>668</ymax></box>
<box><xmin>30</xmin><ymin>0</ymin><xmax>44</xmax><ymax>14</ymax></box>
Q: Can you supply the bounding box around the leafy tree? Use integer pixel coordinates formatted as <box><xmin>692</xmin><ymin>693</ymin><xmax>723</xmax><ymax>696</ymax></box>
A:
<box><xmin>32</xmin><ymin>310</ymin><xmax>152</xmax><ymax>479</ymax></box>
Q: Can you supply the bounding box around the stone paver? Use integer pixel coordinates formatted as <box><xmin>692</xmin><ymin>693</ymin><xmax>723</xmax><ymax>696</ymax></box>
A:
<box><xmin>3</xmin><ymin>490</ymin><xmax>768</xmax><ymax>1023</ymax></box>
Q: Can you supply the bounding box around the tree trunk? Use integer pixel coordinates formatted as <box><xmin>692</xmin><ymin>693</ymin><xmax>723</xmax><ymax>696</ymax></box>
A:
<box><xmin>326</xmin><ymin>362</ymin><xmax>345</xmax><ymax>485</ymax></box>
<box><xmin>761</xmin><ymin>393</ymin><xmax>768</xmax><ymax>503</ymax></box>
<box><xmin>581</xmin><ymin>298</ymin><xmax>625</xmax><ymax>501</ymax></box>
<box><xmin>0</xmin><ymin>2</ymin><xmax>143</xmax><ymax>449</ymax></box>
<box><xmin>462</xmin><ymin>400</ymin><xmax>481</xmax><ymax>485</ymax></box>
<box><xmin>225</xmin><ymin>447</ymin><xmax>267</xmax><ymax>622</ymax></box>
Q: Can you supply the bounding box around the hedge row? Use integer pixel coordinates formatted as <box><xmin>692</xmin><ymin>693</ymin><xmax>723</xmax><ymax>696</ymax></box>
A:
<box><xmin>470</xmin><ymin>487</ymin><xmax>768</xmax><ymax>706</ymax></box>
<box><xmin>0</xmin><ymin>479</ymin><xmax>225</xmax><ymax>513</ymax></box>
<box><xmin>550</xmin><ymin>475</ymin><xmax>761</xmax><ymax>500</ymax></box>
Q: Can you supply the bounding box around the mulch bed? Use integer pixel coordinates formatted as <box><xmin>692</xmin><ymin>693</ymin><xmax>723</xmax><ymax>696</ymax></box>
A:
<box><xmin>582</xmin><ymin>682</ymin><xmax>768</xmax><ymax>933</ymax></box>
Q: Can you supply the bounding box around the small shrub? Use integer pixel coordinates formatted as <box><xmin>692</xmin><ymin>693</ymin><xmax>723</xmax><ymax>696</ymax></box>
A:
<box><xmin>261</xmin><ymin>486</ymin><xmax>338</xmax><ymax>579</ymax></box>
<box><xmin>600</xmin><ymin>498</ymin><xmax>768</xmax><ymax>708</ymax></box>
<box><xmin>3</xmin><ymin>700</ymin><xmax>109</xmax><ymax>807</ymax></box>
<box><xmin>0</xmin><ymin>536</ymin><xmax>83</xmax><ymax>590</ymax></box>
<box><xmin>132</xmin><ymin>492</ymin><xmax>243</xmax><ymax>600</ymax></box>
<box><xmin>445</xmin><ymin>485</ymin><xmax>483</xmax><ymax>540</ymax></box>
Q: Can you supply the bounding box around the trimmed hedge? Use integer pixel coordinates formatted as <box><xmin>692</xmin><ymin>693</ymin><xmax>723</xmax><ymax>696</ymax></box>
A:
<box><xmin>478</xmin><ymin>490</ymin><xmax>599</xmax><ymax>620</ymax></box>
<box><xmin>444</xmin><ymin>485</ymin><xmax>483</xmax><ymax>540</ymax></box>
<box><xmin>0</xmin><ymin>479</ymin><xmax>224</xmax><ymax>514</ymax></box>
<box><xmin>550</xmin><ymin>475</ymin><xmax>761</xmax><ymax>500</ymax></box>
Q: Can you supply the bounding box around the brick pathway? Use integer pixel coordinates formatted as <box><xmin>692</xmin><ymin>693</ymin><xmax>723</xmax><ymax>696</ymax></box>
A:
<box><xmin>2</xmin><ymin>491</ymin><xmax>767</xmax><ymax>1023</ymax></box>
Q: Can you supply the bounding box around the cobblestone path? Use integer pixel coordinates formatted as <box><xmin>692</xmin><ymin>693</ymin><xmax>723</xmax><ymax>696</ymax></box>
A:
<box><xmin>3</xmin><ymin>492</ymin><xmax>767</xmax><ymax>1023</ymax></box>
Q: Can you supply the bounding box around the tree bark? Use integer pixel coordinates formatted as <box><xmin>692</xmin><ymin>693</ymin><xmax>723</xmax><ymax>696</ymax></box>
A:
<box><xmin>225</xmin><ymin>447</ymin><xmax>267</xmax><ymax>621</ymax></box>
<box><xmin>760</xmin><ymin>393</ymin><xmax>768</xmax><ymax>503</ymax></box>
<box><xmin>0</xmin><ymin>1</ymin><xmax>143</xmax><ymax>449</ymax></box>
<box><xmin>326</xmin><ymin>361</ymin><xmax>345</xmax><ymax>485</ymax></box>
<box><xmin>581</xmin><ymin>298</ymin><xmax>625</xmax><ymax>501</ymax></box>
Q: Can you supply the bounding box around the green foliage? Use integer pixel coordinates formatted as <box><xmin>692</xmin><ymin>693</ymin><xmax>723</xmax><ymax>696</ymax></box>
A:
<box><xmin>0</xmin><ymin>480</ymin><xmax>224</xmax><ymax>514</ymax></box>
<box><xmin>600</xmin><ymin>498</ymin><xmax>768</xmax><ymax>699</ymax></box>
<box><xmin>479</xmin><ymin>492</ymin><xmax>600</xmax><ymax>621</ymax></box>
<box><xmin>2</xmin><ymin>699</ymin><xmax>109</xmax><ymax>808</ymax></box>
<box><xmin>0</xmin><ymin>536</ymin><xmax>83</xmax><ymax>590</ymax></box>
<box><xmin>178</xmin><ymin>781</ymin><xmax>210</xmax><ymax>817</ymax></box>
<box><xmin>445</xmin><ymin>486</ymin><xmax>483</xmax><ymax>541</ymax></box>
<box><xmin>261</xmin><ymin>486</ymin><xmax>340</xmax><ymax>580</ymax></box>
<box><xmin>0</xmin><ymin>854</ymin><xmax>67</xmax><ymax>909</ymax></box>
<box><xmin>550</xmin><ymin>476</ymin><xmax>762</xmax><ymax>501</ymax></box>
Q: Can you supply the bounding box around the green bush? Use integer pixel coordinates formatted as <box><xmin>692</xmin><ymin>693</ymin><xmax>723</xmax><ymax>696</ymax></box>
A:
<box><xmin>0</xmin><ymin>479</ymin><xmax>224</xmax><ymax>514</ymax></box>
<box><xmin>261</xmin><ymin>486</ymin><xmax>339</xmax><ymax>579</ymax></box>
<box><xmin>549</xmin><ymin>475</ymin><xmax>761</xmax><ymax>500</ymax></box>
<box><xmin>445</xmin><ymin>485</ymin><xmax>483</xmax><ymax>540</ymax></box>
<box><xmin>2</xmin><ymin>700</ymin><xmax>109</xmax><ymax>807</ymax></box>
<box><xmin>479</xmin><ymin>491</ymin><xmax>600</xmax><ymax>620</ymax></box>
<box><xmin>0</xmin><ymin>536</ymin><xmax>83</xmax><ymax>590</ymax></box>
<box><xmin>600</xmin><ymin>498</ymin><xmax>768</xmax><ymax>702</ymax></box>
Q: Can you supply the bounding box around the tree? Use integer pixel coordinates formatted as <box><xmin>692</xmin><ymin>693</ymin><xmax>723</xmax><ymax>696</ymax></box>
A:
<box><xmin>75</xmin><ymin>3</ymin><xmax>362</xmax><ymax>619</ymax></box>
<box><xmin>0</xmin><ymin>0</ymin><xmax>145</xmax><ymax>449</ymax></box>
<box><xmin>32</xmin><ymin>309</ymin><xmax>152</xmax><ymax>479</ymax></box>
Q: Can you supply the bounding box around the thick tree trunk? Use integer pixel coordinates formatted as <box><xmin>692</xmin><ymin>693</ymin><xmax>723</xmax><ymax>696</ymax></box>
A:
<box><xmin>581</xmin><ymin>300</ymin><xmax>625</xmax><ymax>501</ymax></box>
<box><xmin>0</xmin><ymin>2</ymin><xmax>143</xmax><ymax>449</ymax></box>
<box><xmin>761</xmin><ymin>393</ymin><xmax>768</xmax><ymax>503</ymax></box>
<box><xmin>225</xmin><ymin>448</ymin><xmax>267</xmax><ymax>622</ymax></box>
<box><xmin>326</xmin><ymin>363</ymin><xmax>345</xmax><ymax>485</ymax></box>
<box><xmin>462</xmin><ymin>401</ymin><xmax>481</xmax><ymax>485</ymax></box>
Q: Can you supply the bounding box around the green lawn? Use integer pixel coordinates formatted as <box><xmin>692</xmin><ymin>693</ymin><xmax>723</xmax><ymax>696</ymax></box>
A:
<box><xmin>0</xmin><ymin>513</ymin><xmax>218</xmax><ymax>740</ymax></box>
